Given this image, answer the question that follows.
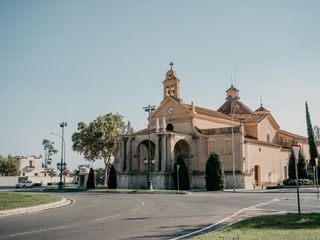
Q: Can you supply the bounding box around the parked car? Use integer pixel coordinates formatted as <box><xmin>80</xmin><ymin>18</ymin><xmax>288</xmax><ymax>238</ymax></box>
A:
<box><xmin>15</xmin><ymin>180</ymin><xmax>33</xmax><ymax>188</ymax></box>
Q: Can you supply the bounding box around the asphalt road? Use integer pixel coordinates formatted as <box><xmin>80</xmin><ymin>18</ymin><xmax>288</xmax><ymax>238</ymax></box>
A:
<box><xmin>1</xmin><ymin>189</ymin><xmax>320</xmax><ymax>240</ymax></box>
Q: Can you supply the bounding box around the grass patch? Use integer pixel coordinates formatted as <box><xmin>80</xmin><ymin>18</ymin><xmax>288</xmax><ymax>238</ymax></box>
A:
<box><xmin>0</xmin><ymin>191</ymin><xmax>62</xmax><ymax>210</ymax></box>
<box><xmin>193</xmin><ymin>213</ymin><xmax>320</xmax><ymax>240</ymax></box>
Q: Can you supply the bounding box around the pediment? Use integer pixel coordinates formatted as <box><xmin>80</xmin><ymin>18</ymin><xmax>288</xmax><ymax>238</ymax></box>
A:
<box><xmin>151</xmin><ymin>97</ymin><xmax>191</xmax><ymax>119</ymax></box>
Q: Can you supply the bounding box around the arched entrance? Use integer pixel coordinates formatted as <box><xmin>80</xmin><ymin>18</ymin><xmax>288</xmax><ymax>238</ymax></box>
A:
<box><xmin>253</xmin><ymin>165</ymin><xmax>261</xmax><ymax>186</ymax></box>
<box><xmin>174</xmin><ymin>140</ymin><xmax>191</xmax><ymax>168</ymax></box>
<box><xmin>136</xmin><ymin>140</ymin><xmax>155</xmax><ymax>172</ymax></box>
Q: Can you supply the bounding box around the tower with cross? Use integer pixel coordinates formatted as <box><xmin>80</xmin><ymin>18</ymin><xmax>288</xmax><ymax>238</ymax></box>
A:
<box><xmin>163</xmin><ymin>61</ymin><xmax>181</xmax><ymax>102</ymax></box>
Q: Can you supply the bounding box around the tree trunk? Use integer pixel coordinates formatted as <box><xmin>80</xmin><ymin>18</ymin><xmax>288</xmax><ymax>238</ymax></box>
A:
<box><xmin>104</xmin><ymin>157</ymin><xmax>110</xmax><ymax>188</ymax></box>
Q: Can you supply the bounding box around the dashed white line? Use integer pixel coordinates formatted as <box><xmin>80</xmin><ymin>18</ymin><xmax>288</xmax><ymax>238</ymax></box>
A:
<box><xmin>8</xmin><ymin>225</ymin><xmax>68</xmax><ymax>237</ymax></box>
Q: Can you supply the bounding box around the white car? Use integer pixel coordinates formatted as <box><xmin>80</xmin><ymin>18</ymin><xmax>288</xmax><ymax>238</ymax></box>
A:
<box><xmin>16</xmin><ymin>180</ymin><xmax>33</xmax><ymax>188</ymax></box>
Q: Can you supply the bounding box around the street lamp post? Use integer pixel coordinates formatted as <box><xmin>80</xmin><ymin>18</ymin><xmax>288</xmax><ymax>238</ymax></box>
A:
<box><xmin>51</xmin><ymin>121</ymin><xmax>67</xmax><ymax>189</ymax></box>
<box><xmin>143</xmin><ymin>104</ymin><xmax>156</xmax><ymax>190</ymax></box>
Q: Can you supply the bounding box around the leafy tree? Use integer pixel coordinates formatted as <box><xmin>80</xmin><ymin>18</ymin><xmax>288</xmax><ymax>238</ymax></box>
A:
<box><xmin>108</xmin><ymin>165</ymin><xmax>117</xmax><ymax>189</ymax></box>
<box><xmin>172</xmin><ymin>156</ymin><xmax>190</xmax><ymax>190</ymax></box>
<box><xmin>205</xmin><ymin>152</ymin><xmax>225</xmax><ymax>191</ymax></box>
<box><xmin>42</xmin><ymin>139</ymin><xmax>58</xmax><ymax>167</ymax></box>
<box><xmin>0</xmin><ymin>155</ymin><xmax>19</xmax><ymax>176</ymax></box>
<box><xmin>72</xmin><ymin>113</ymin><xmax>124</xmax><ymax>187</ymax></box>
<box><xmin>288</xmin><ymin>149</ymin><xmax>307</xmax><ymax>179</ymax></box>
<box><xmin>306</xmin><ymin>102</ymin><xmax>318</xmax><ymax>166</ymax></box>
<box><xmin>48</xmin><ymin>168</ymin><xmax>56</xmax><ymax>184</ymax></box>
<box><xmin>86</xmin><ymin>168</ymin><xmax>95</xmax><ymax>189</ymax></box>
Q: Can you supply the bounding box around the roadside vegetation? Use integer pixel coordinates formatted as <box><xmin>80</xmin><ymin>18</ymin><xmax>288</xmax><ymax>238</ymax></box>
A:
<box><xmin>193</xmin><ymin>213</ymin><xmax>320</xmax><ymax>240</ymax></box>
<box><xmin>0</xmin><ymin>191</ymin><xmax>61</xmax><ymax>210</ymax></box>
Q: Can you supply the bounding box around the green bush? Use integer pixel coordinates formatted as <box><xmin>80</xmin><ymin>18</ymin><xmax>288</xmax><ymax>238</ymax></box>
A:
<box><xmin>283</xmin><ymin>178</ymin><xmax>313</xmax><ymax>186</ymax></box>
<box><xmin>108</xmin><ymin>165</ymin><xmax>117</xmax><ymax>189</ymax></box>
<box><xmin>86</xmin><ymin>168</ymin><xmax>95</xmax><ymax>189</ymax></box>
<box><xmin>172</xmin><ymin>156</ymin><xmax>190</xmax><ymax>190</ymax></box>
<box><xmin>205</xmin><ymin>152</ymin><xmax>225</xmax><ymax>191</ymax></box>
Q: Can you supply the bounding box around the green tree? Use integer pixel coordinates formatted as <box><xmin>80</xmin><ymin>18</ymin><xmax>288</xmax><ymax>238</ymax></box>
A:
<box><xmin>306</xmin><ymin>102</ymin><xmax>319</xmax><ymax>166</ymax></box>
<box><xmin>42</xmin><ymin>139</ymin><xmax>58</xmax><ymax>167</ymax></box>
<box><xmin>86</xmin><ymin>168</ymin><xmax>95</xmax><ymax>189</ymax></box>
<box><xmin>0</xmin><ymin>155</ymin><xmax>19</xmax><ymax>176</ymax></box>
<box><xmin>72</xmin><ymin>113</ymin><xmax>124</xmax><ymax>187</ymax></box>
<box><xmin>172</xmin><ymin>156</ymin><xmax>190</xmax><ymax>190</ymax></box>
<box><xmin>288</xmin><ymin>149</ymin><xmax>307</xmax><ymax>179</ymax></box>
<box><xmin>205</xmin><ymin>152</ymin><xmax>225</xmax><ymax>191</ymax></box>
<box><xmin>108</xmin><ymin>165</ymin><xmax>117</xmax><ymax>189</ymax></box>
<box><xmin>48</xmin><ymin>168</ymin><xmax>56</xmax><ymax>184</ymax></box>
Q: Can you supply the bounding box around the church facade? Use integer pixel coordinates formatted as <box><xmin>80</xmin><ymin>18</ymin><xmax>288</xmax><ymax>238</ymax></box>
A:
<box><xmin>114</xmin><ymin>64</ymin><xmax>319</xmax><ymax>189</ymax></box>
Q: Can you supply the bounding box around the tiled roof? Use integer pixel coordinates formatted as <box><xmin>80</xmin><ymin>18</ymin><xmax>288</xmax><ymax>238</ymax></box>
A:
<box><xmin>184</xmin><ymin>103</ymin><xmax>236</xmax><ymax>121</ymax></box>
<box><xmin>226</xmin><ymin>84</ymin><xmax>239</xmax><ymax>92</ymax></box>
<box><xmin>278</xmin><ymin>129</ymin><xmax>307</xmax><ymax>140</ymax></box>
<box><xmin>255</xmin><ymin>105</ymin><xmax>270</xmax><ymax>113</ymax></box>
<box><xmin>242</xmin><ymin>114</ymin><xmax>268</xmax><ymax>123</ymax></box>
<box><xmin>217</xmin><ymin>100</ymin><xmax>254</xmax><ymax>115</ymax></box>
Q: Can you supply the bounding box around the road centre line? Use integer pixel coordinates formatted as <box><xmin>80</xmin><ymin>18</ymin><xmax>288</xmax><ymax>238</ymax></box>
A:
<box><xmin>170</xmin><ymin>198</ymin><xmax>280</xmax><ymax>240</ymax></box>
<box><xmin>93</xmin><ymin>200</ymin><xmax>145</xmax><ymax>222</ymax></box>
<box><xmin>8</xmin><ymin>225</ymin><xmax>68</xmax><ymax>238</ymax></box>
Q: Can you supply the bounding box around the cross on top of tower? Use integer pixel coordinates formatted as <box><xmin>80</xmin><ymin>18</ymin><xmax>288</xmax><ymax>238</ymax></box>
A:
<box><xmin>169</xmin><ymin>61</ymin><xmax>174</xmax><ymax>70</ymax></box>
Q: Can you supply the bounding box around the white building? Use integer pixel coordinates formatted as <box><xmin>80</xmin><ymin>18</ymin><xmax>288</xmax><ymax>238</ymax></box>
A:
<box><xmin>16</xmin><ymin>155</ymin><xmax>46</xmax><ymax>177</ymax></box>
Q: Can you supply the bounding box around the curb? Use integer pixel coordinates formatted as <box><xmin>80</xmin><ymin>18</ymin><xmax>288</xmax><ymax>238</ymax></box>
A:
<box><xmin>0</xmin><ymin>197</ymin><xmax>72</xmax><ymax>218</ymax></box>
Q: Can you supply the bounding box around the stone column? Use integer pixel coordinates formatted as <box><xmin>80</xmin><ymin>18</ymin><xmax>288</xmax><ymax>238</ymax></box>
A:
<box><xmin>126</xmin><ymin>137</ymin><xmax>132</xmax><ymax>171</ymax></box>
<box><xmin>161</xmin><ymin>134</ymin><xmax>167</xmax><ymax>172</ymax></box>
<box><xmin>154</xmin><ymin>135</ymin><xmax>160</xmax><ymax>173</ymax></box>
<box><xmin>123</xmin><ymin>137</ymin><xmax>127</xmax><ymax>172</ymax></box>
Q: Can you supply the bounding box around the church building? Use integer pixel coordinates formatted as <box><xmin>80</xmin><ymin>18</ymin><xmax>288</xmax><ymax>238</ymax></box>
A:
<box><xmin>114</xmin><ymin>63</ymin><xmax>319</xmax><ymax>189</ymax></box>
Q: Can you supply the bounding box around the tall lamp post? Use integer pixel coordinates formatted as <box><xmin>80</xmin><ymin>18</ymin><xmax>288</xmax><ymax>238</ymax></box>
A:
<box><xmin>315</xmin><ymin>158</ymin><xmax>319</xmax><ymax>199</ymax></box>
<box><xmin>51</xmin><ymin>121</ymin><xmax>67</xmax><ymax>189</ymax></box>
<box><xmin>143</xmin><ymin>104</ymin><xmax>156</xmax><ymax>190</ymax></box>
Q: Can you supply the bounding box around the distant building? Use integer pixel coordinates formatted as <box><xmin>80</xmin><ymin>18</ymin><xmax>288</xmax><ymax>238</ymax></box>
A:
<box><xmin>16</xmin><ymin>155</ymin><xmax>47</xmax><ymax>177</ymax></box>
<box><xmin>114</xmin><ymin>63</ymin><xmax>320</xmax><ymax>189</ymax></box>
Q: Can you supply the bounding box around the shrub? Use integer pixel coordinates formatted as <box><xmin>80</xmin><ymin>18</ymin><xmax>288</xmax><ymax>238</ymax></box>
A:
<box><xmin>86</xmin><ymin>168</ymin><xmax>95</xmax><ymax>189</ymax></box>
<box><xmin>205</xmin><ymin>152</ymin><xmax>225</xmax><ymax>191</ymax></box>
<box><xmin>172</xmin><ymin>156</ymin><xmax>190</xmax><ymax>190</ymax></box>
<box><xmin>283</xmin><ymin>178</ymin><xmax>313</xmax><ymax>186</ymax></box>
<box><xmin>108</xmin><ymin>165</ymin><xmax>117</xmax><ymax>189</ymax></box>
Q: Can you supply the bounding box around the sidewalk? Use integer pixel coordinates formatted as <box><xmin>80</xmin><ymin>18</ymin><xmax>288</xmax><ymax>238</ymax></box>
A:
<box><xmin>0</xmin><ymin>197</ymin><xmax>72</xmax><ymax>218</ymax></box>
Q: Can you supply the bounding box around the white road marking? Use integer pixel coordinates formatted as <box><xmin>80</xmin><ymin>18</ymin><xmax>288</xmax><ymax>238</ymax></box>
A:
<box><xmin>92</xmin><ymin>200</ymin><xmax>145</xmax><ymax>222</ymax></box>
<box><xmin>92</xmin><ymin>213</ymin><xmax>122</xmax><ymax>222</ymax></box>
<box><xmin>170</xmin><ymin>198</ymin><xmax>280</xmax><ymax>240</ymax></box>
<box><xmin>8</xmin><ymin>225</ymin><xmax>68</xmax><ymax>237</ymax></box>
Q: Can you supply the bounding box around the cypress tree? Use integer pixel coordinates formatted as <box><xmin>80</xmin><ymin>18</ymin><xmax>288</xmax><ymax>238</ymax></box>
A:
<box><xmin>205</xmin><ymin>152</ymin><xmax>225</xmax><ymax>191</ymax></box>
<box><xmin>298</xmin><ymin>151</ymin><xmax>307</xmax><ymax>179</ymax></box>
<box><xmin>108</xmin><ymin>165</ymin><xmax>117</xmax><ymax>189</ymax></box>
<box><xmin>288</xmin><ymin>151</ymin><xmax>296</xmax><ymax>179</ymax></box>
<box><xmin>306</xmin><ymin>102</ymin><xmax>318</xmax><ymax>166</ymax></box>
<box><xmin>172</xmin><ymin>156</ymin><xmax>190</xmax><ymax>190</ymax></box>
<box><xmin>86</xmin><ymin>168</ymin><xmax>95</xmax><ymax>189</ymax></box>
<box><xmin>288</xmin><ymin>150</ymin><xmax>307</xmax><ymax>179</ymax></box>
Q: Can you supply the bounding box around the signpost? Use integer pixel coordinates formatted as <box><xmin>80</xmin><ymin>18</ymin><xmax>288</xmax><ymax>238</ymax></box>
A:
<box><xmin>292</xmin><ymin>144</ymin><xmax>301</xmax><ymax>214</ymax></box>
<box><xmin>316</xmin><ymin>158</ymin><xmax>319</xmax><ymax>199</ymax></box>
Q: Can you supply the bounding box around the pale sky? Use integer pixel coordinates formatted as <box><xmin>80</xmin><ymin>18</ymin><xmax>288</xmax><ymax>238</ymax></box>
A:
<box><xmin>0</xmin><ymin>0</ymin><xmax>319</xmax><ymax>170</ymax></box>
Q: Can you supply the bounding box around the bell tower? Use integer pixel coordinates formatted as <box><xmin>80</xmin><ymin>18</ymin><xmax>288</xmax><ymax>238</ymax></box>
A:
<box><xmin>163</xmin><ymin>62</ymin><xmax>181</xmax><ymax>101</ymax></box>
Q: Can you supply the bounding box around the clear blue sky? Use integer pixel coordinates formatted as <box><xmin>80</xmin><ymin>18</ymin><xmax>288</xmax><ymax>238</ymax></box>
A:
<box><xmin>0</xmin><ymin>0</ymin><xmax>319</xmax><ymax>170</ymax></box>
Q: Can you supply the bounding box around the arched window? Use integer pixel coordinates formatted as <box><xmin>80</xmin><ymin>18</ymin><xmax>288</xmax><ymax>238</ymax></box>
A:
<box><xmin>166</xmin><ymin>123</ymin><xmax>174</xmax><ymax>131</ymax></box>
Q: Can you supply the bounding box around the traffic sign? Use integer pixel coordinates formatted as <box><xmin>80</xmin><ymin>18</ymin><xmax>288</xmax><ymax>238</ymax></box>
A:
<box><xmin>292</xmin><ymin>144</ymin><xmax>301</xmax><ymax>164</ymax></box>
